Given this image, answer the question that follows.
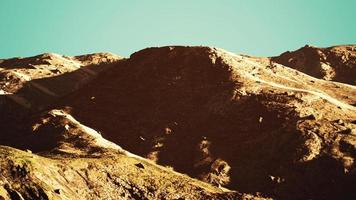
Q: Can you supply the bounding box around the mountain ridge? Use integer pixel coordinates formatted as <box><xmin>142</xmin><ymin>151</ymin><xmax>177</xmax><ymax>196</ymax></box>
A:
<box><xmin>0</xmin><ymin>45</ymin><xmax>355</xmax><ymax>199</ymax></box>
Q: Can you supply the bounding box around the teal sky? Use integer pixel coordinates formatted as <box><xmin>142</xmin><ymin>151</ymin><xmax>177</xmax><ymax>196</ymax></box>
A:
<box><xmin>1</xmin><ymin>0</ymin><xmax>355</xmax><ymax>58</ymax></box>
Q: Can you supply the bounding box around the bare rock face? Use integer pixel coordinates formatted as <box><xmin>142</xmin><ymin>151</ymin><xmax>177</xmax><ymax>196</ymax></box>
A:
<box><xmin>272</xmin><ymin>45</ymin><xmax>356</xmax><ymax>85</ymax></box>
<box><xmin>0</xmin><ymin>45</ymin><xmax>355</xmax><ymax>199</ymax></box>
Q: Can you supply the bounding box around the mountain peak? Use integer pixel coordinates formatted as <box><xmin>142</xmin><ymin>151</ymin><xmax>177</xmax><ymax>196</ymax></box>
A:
<box><xmin>273</xmin><ymin>45</ymin><xmax>356</xmax><ymax>84</ymax></box>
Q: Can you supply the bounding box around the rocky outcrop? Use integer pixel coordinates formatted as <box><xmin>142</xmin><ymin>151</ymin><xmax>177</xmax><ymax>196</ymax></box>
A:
<box><xmin>272</xmin><ymin>45</ymin><xmax>356</xmax><ymax>85</ymax></box>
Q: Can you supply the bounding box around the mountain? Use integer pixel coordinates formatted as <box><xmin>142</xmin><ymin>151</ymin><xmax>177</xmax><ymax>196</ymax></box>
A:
<box><xmin>0</xmin><ymin>45</ymin><xmax>355</xmax><ymax>199</ymax></box>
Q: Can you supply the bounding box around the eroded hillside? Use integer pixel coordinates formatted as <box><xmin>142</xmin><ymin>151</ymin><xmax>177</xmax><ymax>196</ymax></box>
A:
<box><xmin>0</xmin><ymin>45</ymin><xmax>355</xmax><ymax>199</ymax></box>
<box><xmin>0</xmin><ymin>51</ymin><xmax>257</xmax><ymax>200</ymax></box>
<box><xmin>0</xmin><ymin>110</ymin><xmax>243</xmax><ymax>200</ymax></box>
<box><xmin>61</xmin><ymin>46</ymin><xmax>356</xmax><ymax>199</ymax></box>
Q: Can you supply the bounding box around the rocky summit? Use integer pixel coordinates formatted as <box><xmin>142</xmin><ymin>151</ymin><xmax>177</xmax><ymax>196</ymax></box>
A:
<box><xmin>0</xmin><ymin>45</ymin><xmax>355</xmax><ymax>200</ymax></box>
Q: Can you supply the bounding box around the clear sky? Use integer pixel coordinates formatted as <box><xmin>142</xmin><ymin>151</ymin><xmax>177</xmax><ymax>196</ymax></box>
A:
<box><xmin>1</xmin><ymin>0</ymin><xmax>355</xmax><ymax>58</ymax></box>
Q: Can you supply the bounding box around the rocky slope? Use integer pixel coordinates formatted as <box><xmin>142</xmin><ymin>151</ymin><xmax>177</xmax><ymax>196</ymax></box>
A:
<box><xmin>0</xmin><ymin>109</ymin><xmax>243</xmax><ymax>200</ymax></box>
<box><xmin>0</xmin><ymin>52</ymin><xmax>121</xmax><ymax>111</ymax></box>
<box><xmin>0</xmin><ymin>45</ymin><xmax>355</xmax><ymax>199</ymax></box>
<box><xmin>0</xmin><ymin>53</ymin><xmax>121</xmax><ymax>146</ymax></box>
<box><xmin>272</xmin><ymin>45</ymin><xmax>356</xmax><ymax>85</ymax></box>
<box><xmin>0</xmin><ymin>52</ymin><xmax>256</xmax><ymax>200</ymax></box>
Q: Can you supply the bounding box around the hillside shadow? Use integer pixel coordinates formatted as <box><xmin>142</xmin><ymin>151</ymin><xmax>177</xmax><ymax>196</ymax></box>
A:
<box><xmin>0</xmin><ymin>60</ymin><xmax>121</xmax><ymax>149</ymax></box>
<box><xmin>52</xmin><ymin>47</ymin><xmax>320</xmax><ymax>198</ymax></box>
<box><xmin>57</xmin><ymin>46</ymin><xmax>354</xmax><ymax>199</ymax></box>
